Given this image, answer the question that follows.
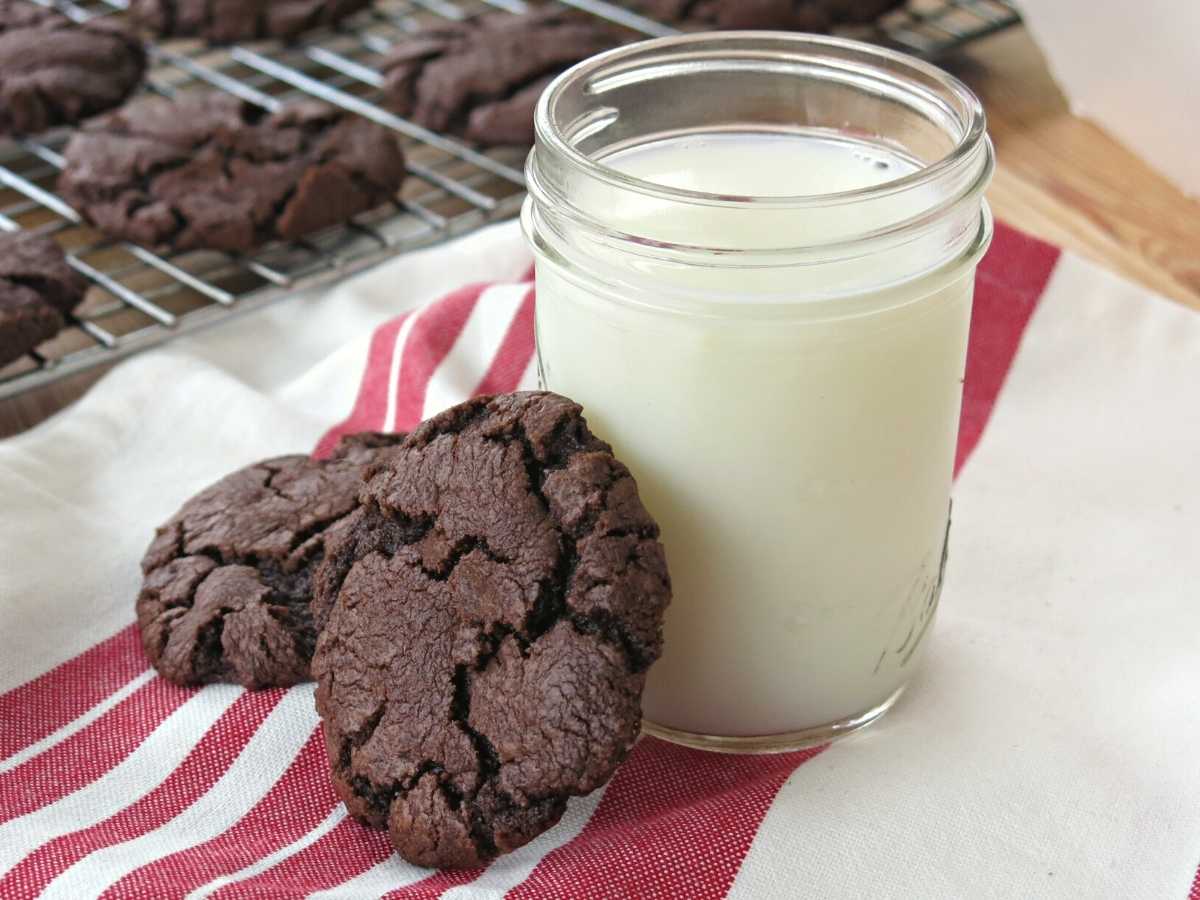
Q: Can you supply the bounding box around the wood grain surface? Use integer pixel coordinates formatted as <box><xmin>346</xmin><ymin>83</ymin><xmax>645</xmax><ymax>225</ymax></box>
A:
<box><xmin>2</xmin><ymin>24</ymin><xmax>1198</xmax><ymax>438</ymax></box>
<box><xmin>947</xmin><ymin>28</ymin><xmax>1200</xmax><ymax>313</ymax></box>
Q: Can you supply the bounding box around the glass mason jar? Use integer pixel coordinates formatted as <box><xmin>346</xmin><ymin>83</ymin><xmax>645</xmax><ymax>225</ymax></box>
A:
<box><xmin>522</xmin><ymin>33</ymin><xmax>994</xmax><ymax>752</ymax></box>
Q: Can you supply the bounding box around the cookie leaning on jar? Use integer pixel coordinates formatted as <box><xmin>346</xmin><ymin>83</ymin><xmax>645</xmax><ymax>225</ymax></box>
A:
<box><xmin>310</xmin><ymin>392</ymin><xmax>672</xmax><ymax>868</ymax></box>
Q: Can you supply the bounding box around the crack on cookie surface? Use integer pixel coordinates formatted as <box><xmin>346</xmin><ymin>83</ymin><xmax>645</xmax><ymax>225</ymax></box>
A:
<box><xmin>420</xmin><ymin>533</ymin><xmax>511</xmax><ymax>581</ymax></box>
<box><xmin>524</xmin><ymin>541</ymin><xmax>576</xmax><ymax>644</ymax></box>
<box><xmin>190</xmin><ymin>603</ymin><xmax>230</xmax><ymax>682</ymax></box>
<box><xmin>450</xmin><ymin>664</ymin><xmax>502</xmax><ymax>857</ymax></box>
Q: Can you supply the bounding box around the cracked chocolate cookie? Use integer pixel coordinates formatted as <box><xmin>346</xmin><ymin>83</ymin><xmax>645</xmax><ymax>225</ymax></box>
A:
<box><xmin>380</xmin><ymin>10</ymin><xmax>616</xmax><ymax>147</ymax></box>
<box><xmin>129</xmin><ymin>0</ymin><xmax>372</xmax><ymax>44</ymax></box>
<box><xmin>632</xmin><ymin>0</ymin><xmax>906</xmax><ymax>30</ymax></box>
<box><xmin>137</xmin><ymin>432</ymin><xmax>406</xmax><ymax>689</ymax></box>
<box><xmin>58</xmin><ymin>92</ymin><xmax>406</xmax><ymax>254</ymax></box>
<box><xmin>0</xmin><ymin>1</ymin><xmax>146</xmax><ymax>136</ymax></box>
<box><xmin>312</xmin><ymin>392</ymin><xmax>671</xmax><ymax>869</ymax></box>
<box><xmin>0</xmin><ymin>232</ymin><xmax>88</xmax><ymax>369</ymax></box>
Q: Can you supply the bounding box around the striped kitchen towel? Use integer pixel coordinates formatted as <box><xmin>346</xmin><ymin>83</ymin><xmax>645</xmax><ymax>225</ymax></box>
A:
<box><xmin>1</xmin><ymin>220</ymin><xmax>1198</xmax><ymax>899</ymax></box>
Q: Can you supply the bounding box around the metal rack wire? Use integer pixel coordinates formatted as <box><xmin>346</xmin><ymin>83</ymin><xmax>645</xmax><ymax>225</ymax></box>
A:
<box><xmin>0</xmin><ymin>0</ymin><xmax>1019</xmax><ymax>399</ymax></box>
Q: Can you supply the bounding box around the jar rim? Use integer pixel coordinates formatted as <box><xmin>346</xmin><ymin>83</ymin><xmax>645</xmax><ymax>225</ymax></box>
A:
<box><xmin>533</xmin><ymin>31</ymin><xmax>989</xmax><ymax>210</ymax></box>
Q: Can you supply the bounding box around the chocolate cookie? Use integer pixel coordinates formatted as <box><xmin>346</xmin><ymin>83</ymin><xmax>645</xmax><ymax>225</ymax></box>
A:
<box><xmin>0</xmin><ymin>1</ymin><xmax>146</xmax><ymax>136</ymax></box>
<box><xmin>129</xmin><ymin>0</ymin><xmax>371</xmax><ymax>43</ymax></box>
<box><xmin>328</xmin><ymin>430</ymin><xmax>409</xmax><ymax>464</ymax></box>
<box><xmin>312</xmin><ymin>392</ymin><xmax>671</xmax><ymax>869</ymax></box>
<box><xmin>633</xmin><ymin>0</ymin><xmax>906</xmax><ymax>30</ymax></box>
<box><xmin>58</xmin><ymin>92</ymin><xmax>406</xmax><ymax>254</ymax></box>
<box><xmin>137</xmin><ymin>432</ymin><xmax>405</xmax><ymax>689</ymax></box>
<box><xmin>821</xmin><ymin>0</ymin><xmax>910</xmax><ymax>24</ymax></box>
<box><xmin>381</xmin><ymin>11</ymin><xmax>616</xmax><ymax>147</ymax></box>
<box><xmin>0</xmin><ymin>232</ymin><xmax>88</xmax><ymax>368</ymax></box>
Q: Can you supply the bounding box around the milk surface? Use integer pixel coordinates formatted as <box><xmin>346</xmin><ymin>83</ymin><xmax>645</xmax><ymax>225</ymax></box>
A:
<box><xmin>607</xmin><ymin>131</ymin><xmax>909</xmax><ymax>196</ymax></box>
<box><xmin>534</xmin><ymin>131</ymin><xmax>975</xmax><ymax>737</ymax></box>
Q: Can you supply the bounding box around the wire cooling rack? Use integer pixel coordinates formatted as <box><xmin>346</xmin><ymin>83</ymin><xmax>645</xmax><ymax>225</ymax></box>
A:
<box><xmin>0</xmin><ymin>0</ymin><xmax>1019</xmax><ymax>399</ymax></box>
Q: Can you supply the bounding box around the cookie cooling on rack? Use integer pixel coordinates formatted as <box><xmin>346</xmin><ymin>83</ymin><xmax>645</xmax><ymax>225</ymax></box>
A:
<box><xmin>129</xmin><ymin>0</ymin><xmax>372</xmax><ymax>43</ymax></box>
<box><xmin>58</xmin><ymin>92</ymin><xmax>406</xmax><ymax>254</ymax></box>
<box><xmin>0</xmin><ymin>0</ymin><xmax>145</xmax><ymax>136</ymax></box>
<box><xmin>381</xmin><ymin>10</ymin><xmax>616</xmax><ymax>147</ymax></box>
<box><xmin>631</xmin><ymin>0</ymin><xmax>908</xmax><ymax>30</ymax></box>
<box><xmin>0</xmin><ymin>232</ymin><xmax>88</xmax><ymax>369</ymax></box>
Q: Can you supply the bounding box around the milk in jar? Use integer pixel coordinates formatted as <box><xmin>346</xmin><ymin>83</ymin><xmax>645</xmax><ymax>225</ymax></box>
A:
<box><xmin>523</xmin><ymin>34</ymin><xmax>995</xmax><ymax>750</ymax></box>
